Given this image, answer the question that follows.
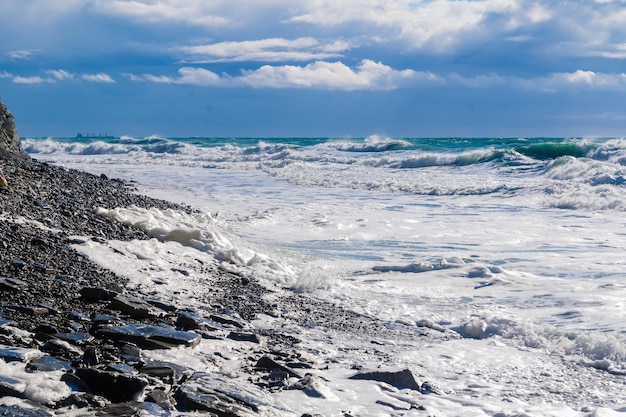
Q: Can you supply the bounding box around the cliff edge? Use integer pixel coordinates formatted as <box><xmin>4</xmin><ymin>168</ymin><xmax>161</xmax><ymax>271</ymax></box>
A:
<box><xmin>0</xmin><ymin>100</ymin><xmax>24</xmax><ymax>155</ymax></box>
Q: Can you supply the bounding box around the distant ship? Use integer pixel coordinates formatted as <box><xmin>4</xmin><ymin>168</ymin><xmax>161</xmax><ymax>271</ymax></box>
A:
<box><xmin>76</xmin><ymin>132</ymin><xmax>116</xmax><ymax>139</ymax></box>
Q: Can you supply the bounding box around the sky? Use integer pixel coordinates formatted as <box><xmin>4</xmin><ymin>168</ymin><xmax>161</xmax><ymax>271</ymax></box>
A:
<box><xmin>2</xmin><ymin>0</ymin><xmax>626</xmax><ymax>138</ymax></box>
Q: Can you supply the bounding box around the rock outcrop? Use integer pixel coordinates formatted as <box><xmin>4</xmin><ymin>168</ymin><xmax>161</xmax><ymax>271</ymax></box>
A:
<box><xmin>0</xmin><ymin>99</ymin><xmax>24</xmax><ymax>155</ymax></box>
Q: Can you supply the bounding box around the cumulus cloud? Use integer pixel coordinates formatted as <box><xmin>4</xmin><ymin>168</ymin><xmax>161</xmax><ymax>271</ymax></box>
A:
<box><xmin>130</xmin><ymin>60</ymin><xmax>439</xmax><ymax>90</ymax></box>
<box><xmin>178</xmin><ymin>37</ymin><xmax>350</xmax><ymax>63</ymax></box>
<box><xmin>238</xmin><ymin>59</ymin><xmax>430</xmax><ymax>90</ymax></box>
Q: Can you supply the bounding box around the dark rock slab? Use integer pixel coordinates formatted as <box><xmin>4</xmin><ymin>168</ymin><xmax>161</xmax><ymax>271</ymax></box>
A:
<box><xmin>210</xmin><ymin>313</ymin><xmax>245</xmax><ymax>329</ymax></box>
<box><xmin>0</xmin><ymin>403</ymin><xmax>52</xmax><ymax>417</ymax></box>
<box><xmin>227</xmin><ymin>332</ymin><xmax>260</xmax><ymax>343</ymax></box>
<box><xmin>74</xmin><ymin>368</ymin><xmax>148</xmax><ymax>403</ymax></box>
<box><xmin>79</xmin><ymin>286</ymin><xmax>118</xmax><ymax>301</ymax></box>
<box><xmin>16</xmin><ymin>305</ymin><xmax>49</xmax><ymax>315</ymax></box>
<box><xmin>26</xmin><ymin>355</ymin><xmax>73</xmax><ymax>372</ymax></box>
<box><xmin>176</xmin><ymin>381</ymin><xmax>253</xmax><ymax>416</ymax></box>
<box><xmin>0</xmin><ymin>375</ymin><xmax>26</xmax><ymax>398</ymax></box>
<box><xmin>0</xmin><ymin>277</ymin><xmax>26</xmax><ymax>292</ymax></box>
<box><xmin>109</xmin><ymin>294</ymin><xmax>156</xmax><ymax>319</ymax></box>
<box><xmin>0</xmin><ymin>344</ymin><xmax>42</xmax><ymax>362</ymax></box>
<box><xmin>40</xmin><ymin>338</ymin><xmax>83</xmax><ymax>358</ymax></box>
<box><xmin>55</xmin><ymin>331</ymin><xmax>94</xmax><ymax>346</ymax></box>
<box><xmin>92</xmin><ymin>313</ymin><xmax>123</xmax><ymax>325</ymax></box>
<box><xmin>146</xmin><ymin>388</ymin><xmax>177</xmax><ymax>411</ymax></box>
<box><xmin>97</xmin><ymin>324</ymin><xmax>201</xmax><ymax>349</ymax></box>
<box><xmin>349</xmin><ymin>369</ymin><xmax>421</xmax><ymax>391</ymax></box>
<box><xmin>256</xmin><ymin>356</ymin><xmax>301</xmax><ymax>378</ymax></box>
<box><xmin>140</xmin><ymin>360</ymin><xmax>188</xmax><ymax>383</ymax></box>
<box><xmin>176</xmin><ymin>311</ymin><xmax>224</xmax><ymax>331</ymax></box>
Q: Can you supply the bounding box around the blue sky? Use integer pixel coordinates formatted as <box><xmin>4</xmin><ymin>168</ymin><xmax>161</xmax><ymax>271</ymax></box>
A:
<box><xmin>2</xmin><ymin>0</ymin><xmax>626</xmax><ymax>137</ymax></box>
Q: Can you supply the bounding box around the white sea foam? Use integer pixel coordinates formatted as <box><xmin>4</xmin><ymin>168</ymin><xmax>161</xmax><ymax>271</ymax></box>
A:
<box><xmin>23</xmin><ymin>136</ymin><xmax>626</xmax><ymax>415</ymax></box>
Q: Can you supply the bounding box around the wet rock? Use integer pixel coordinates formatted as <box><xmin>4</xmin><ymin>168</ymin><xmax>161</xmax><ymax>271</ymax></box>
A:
<box><xmin>80</xmin><ymin>286</ymin><xmax>118</xmax><ymax>301</ymax></box>
<box><xmin>256</xmin><ymin>356</ymin><xmax>302</xmax><ymax>378</ymax></box>
<box><xmin>0</xmin><ymin>402</ymin><xmax>52</xmax><ymax>417</ymax></box>
<box><xmin>210</xmin><ymin>313</ymin><xmax>245</xmax><ymax>329</ymax></box>
<box><xmin>93</xmin><ymin>313</ymin><xmax>123</xmax><ymax>325</ymax></box>
<box><xmin>0</xmin><ymin>375</ymin><xmax>25</xmax><ymax>398</ymax></box>
<box><xmin>0</xmin><ymin>344</ymin><xmax>42</xmax><ymax>362</ymax></box>
<box><xmin>289</xmin><ymin>374</ymin><xmax>335</xmax><ymax>399</ymax></box>
<box><xmin>176</xmin><ymin>311</ymin><xmax>223</xmax><ymax>331</ymax></box>
<box><xmin>146</xmin><ymin>388</ymin><xmax>177</xmax><ymax>411</ymax></box>
<box><xmin>74</xmin><ymin>368</ymin><xmax>148</xmax><ymax>403</ymax></box>
<box><xmin>55</xmin><ymin>331</ymin><xmax>93</xmax><ymax>346</ymax></box>
<box><xmin>109</xmin><ymin>294</ymin><xmax>157</xmax><ymax>319</ymax></box>
<box><xmin>16</xmin><ymin>305</ymin><xmax>49</xmax><ymax>315</ymax></box>
<box><xmin>227</xmin><ymin>331</ymin><xmax>261</xmax><ymax>343</ymax></box>
<box><xmin>40</xmin><ymin>338</ymin><xmax>83</xmax><ymax>359</ymax></box>
<box><xmin>26</xmin><ymin>355</ymin><xmax>73</xmax><ymax>372</ymax></box>
<box><xmin>349</xmin><ymin>369</ymin><xmax>421</xmax><ymax>391</ymax></box>
<box><xmin>0</xmin><ymin>277</ymin><xmax>26</xmax><ymax>292</ymax></box>
<box><xmin>176</xmin><ymin>376</ymin><xmax>255</xmax><ymax>416</ymax></box>
<box><xmin>97</xmin><ymin>323</ymin><xmax>201</xmax><ymax>349</ymax></box>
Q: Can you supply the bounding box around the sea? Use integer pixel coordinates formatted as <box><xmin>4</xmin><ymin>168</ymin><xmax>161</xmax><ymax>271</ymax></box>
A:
<box><xmin>20</xmin><ymin>135</ymin><xmax>626</xmax><ymax>416</ymax></box>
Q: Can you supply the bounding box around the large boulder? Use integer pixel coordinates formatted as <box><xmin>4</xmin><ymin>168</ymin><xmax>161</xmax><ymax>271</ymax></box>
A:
<box><xmin>0</xmin><ymin>100</ymin><xmax>24</xmax><ymax>155</ymax></box>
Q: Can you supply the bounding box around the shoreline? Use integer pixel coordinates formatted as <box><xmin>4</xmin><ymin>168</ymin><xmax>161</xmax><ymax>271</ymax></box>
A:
<box><xmin>0</xmin><ymin>152</ymin><xmax>438</xmax><ymax>416</ymax></box>
<box><xmin>1</xmin><ymin>150</ymin><xmax>625</xmax><ymax>416</ymax></box>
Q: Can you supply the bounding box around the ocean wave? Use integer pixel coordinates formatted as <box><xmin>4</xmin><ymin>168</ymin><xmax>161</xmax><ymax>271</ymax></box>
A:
<box><xmin>323</xmin><ymin>135</ymin><xmax>413</xmax><ymax>153</ymax></box>
<box><xmin>515</xmin><ymin>142</ymin><xmax>595</xmax><ymax>160</ymax></box>
<box><xmin>23</xmin><ymin>138</ymin><xmax>133</xmax><ymax>155</ymax></box>
<box><xmin>363</xmin><ymin>149</ymin><xmax>503</xmax><ymax>168</ymax></box>
<box><xmin>452</xmin><ymin>316</ymin><xmax>626</xmax><ymax>370</ymax></box>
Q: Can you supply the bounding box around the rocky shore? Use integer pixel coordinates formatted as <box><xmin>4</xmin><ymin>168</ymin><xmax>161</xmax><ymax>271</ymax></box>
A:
<box><xmin>0</xmin><ymin>102</ymin><xmax>444</xmax><ymax>416</ymax></box>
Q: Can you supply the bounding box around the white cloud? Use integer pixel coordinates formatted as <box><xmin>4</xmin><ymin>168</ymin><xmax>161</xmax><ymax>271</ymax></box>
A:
<box><xmin>7</xmin><ymin>50</ymin><xmax>35</xmax><ymax>60</ymax></box>
<box><xmin>448</xmin><ymin>69</ymin><xmax>626</xmax><ymax>92</ymax></box>
<box><xmin>47</xmin><ymin>69</ymin><xmax>74</xmax><ymax>81</ymax></box>
<box><xmin>178</xmin><ymin>37</ymin><xmax>349</xmax><ymax>63</ymax></box>
<box><xmin>82</xmin><ymin>73</ymin><xmax>116</xmax><ymax>83</ymax></box>
<box><xmin>4</xmin><ymin>70</ymin><xmax>115</xmax><ymax>85</ymax></box>
<box><xmin>92</xmin><ymin>0</ymin><xmax>229</xmax><ymax>27</ymax></box>
<box><xmin>13</xmin><ymin>76</ymin><xmax>52</xmax><ymax>85</ymax></box>
<box><xmin>534</xmin><ymin>70</ymin><xmax>626</xmax><ymax>90</ymax></box>
<box><xmin>131</xmin><ymin>60</ymin><xmax>439</xmax><ymax>90</ymax></box>
<box><xmin>238</xmin><ymin>59</ymin><xmax>426</xmax><ymax>90</ymax></box>
<box><xmin>131</xmin><ymin>67</ymin><xmax>221</xmax><ymax>86</ymax></box>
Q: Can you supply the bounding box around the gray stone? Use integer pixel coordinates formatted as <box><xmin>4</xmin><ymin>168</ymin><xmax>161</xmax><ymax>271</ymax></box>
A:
<box><xmin>0</xmin><ymin>375</ymin><xmax>25</xmax><ymax>398</ymax></box>
<box><xmin>256</xmin><ymin>356</ymin><xmax>302</xmax><ymax>378</ymax></box>
<box><xmin>79</xmin><ymin>286</ymin><xmax>118</xmax><ymax>301</ymax></box>
<box><xmin>26</xmin><ymin>355</ymin><xmax>73</xmax><ymax>372</ymax></box>
<box><xmin>0</xmin><ymin>344</ymin><xmax>42</xmax><ymax>362</ymax></box>
<box><xmin>0</xmin><ymin>403</ymin><xmax>52</xmax><ymax>417</ymax></box>
<box><xmin>176</xmin><ymin>311</ymin><xmax>223</xmax><ymax>331</ymax></box>
<box><xmin>97</xmin><ymin>323</ymin><xmax>201</xmax><ymax>349</ymax></box>
<box><xmin>74</xmin><ymin>368</ymin><xmax>148</xmax><ymax>403</ymax></box>
<box><xmin>109</xmin><ymin>294</ymin><xmax>157</xmax><ymax>319</ymax></box>
<box><xmin>349</xmin><ymin>369</ymin><xmax>421</xmax><ymax>391</ymax></box>
<box><xmin>0</xmin><ymin>100</ymin><xmax>23</xmax><ymax>155</ymax></box>
<box><xmin>227</xmin><ymin>332</ymin><xmax>260</xmax><ymax>343</ymax></box>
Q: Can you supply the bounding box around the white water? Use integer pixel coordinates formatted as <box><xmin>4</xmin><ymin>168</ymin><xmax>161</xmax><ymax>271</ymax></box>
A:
<box><xmin>15</xmin><ymin>137</ymin><xmax>626</xmax><ymax>415</ymax></box>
